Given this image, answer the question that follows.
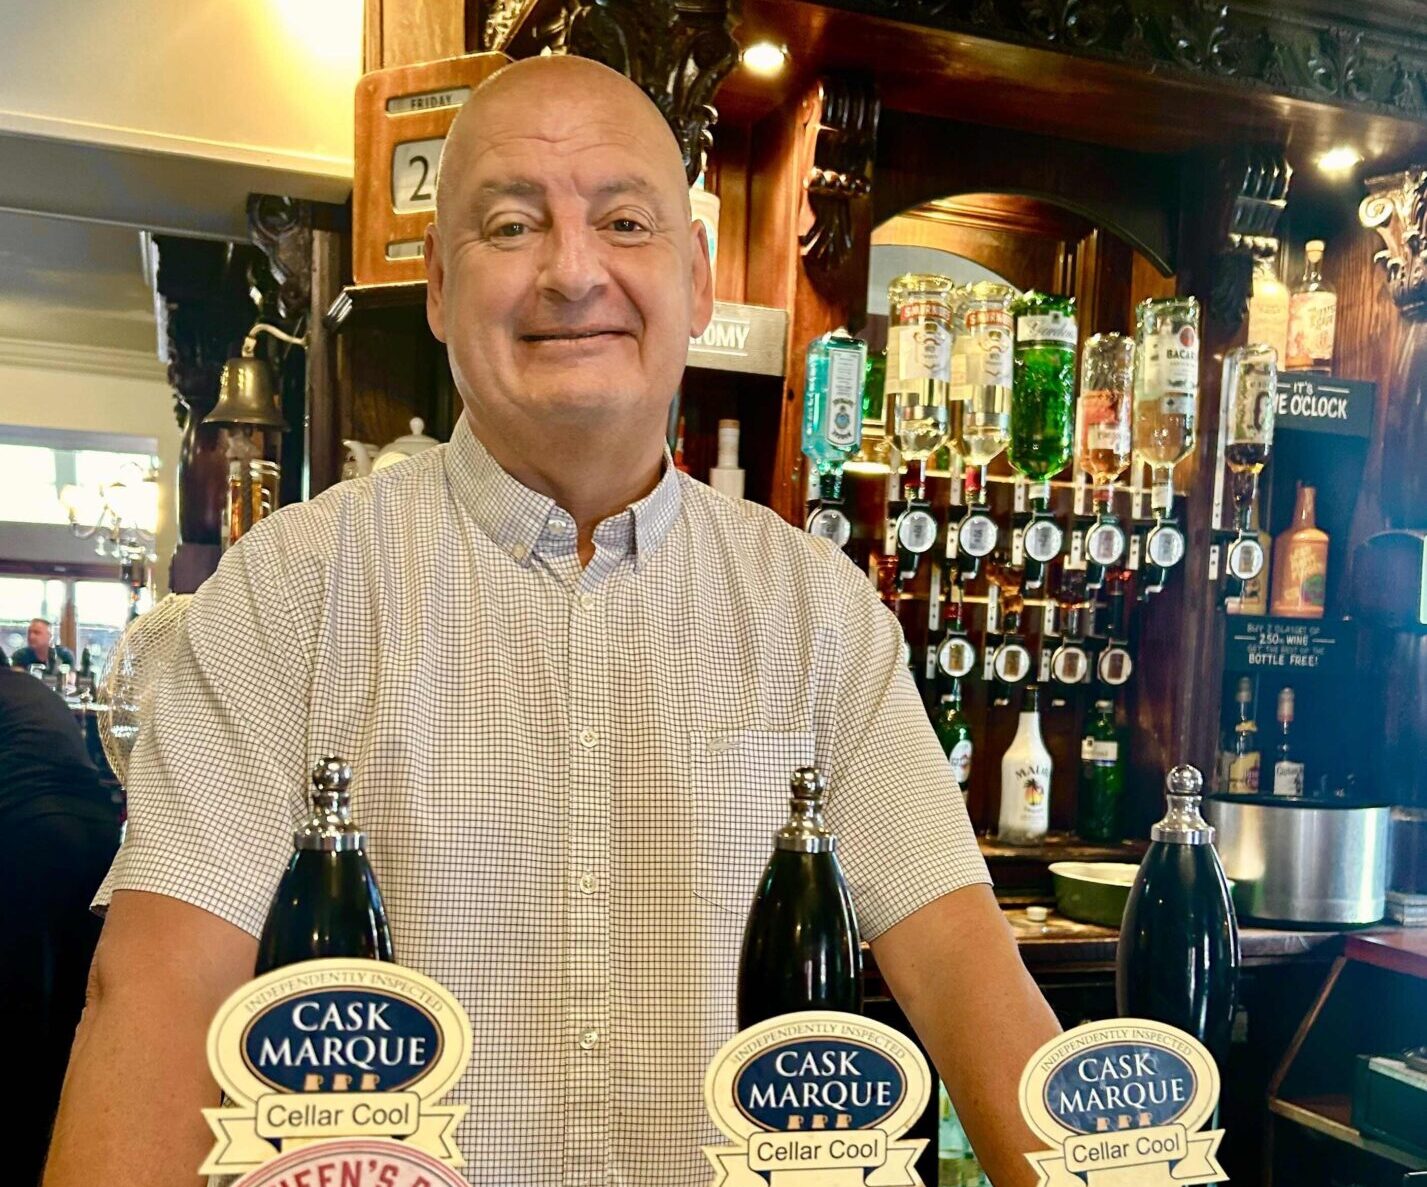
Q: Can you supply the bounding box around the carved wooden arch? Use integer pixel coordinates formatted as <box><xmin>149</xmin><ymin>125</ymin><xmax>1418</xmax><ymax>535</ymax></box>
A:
<box><xmin>873</xmin><ymin>110</ymin><xmax>1178</xmax><ymax>276</ymax></box>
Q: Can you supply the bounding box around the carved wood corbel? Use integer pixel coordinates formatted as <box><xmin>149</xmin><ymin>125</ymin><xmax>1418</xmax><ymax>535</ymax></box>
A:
<box><xmin>1361</xmin><ymin>168</ymin><xmax>1427</xmax><ymax>530</ymax></box>
<box><xmin>542</xmin><ymin>0</ymin><xmax>741</xmax><ymax>184</ymax></box>
<box><xmin>800</xmin><ymin>75</ymin><xmax>880</xmax><ymax>326</ymax></box>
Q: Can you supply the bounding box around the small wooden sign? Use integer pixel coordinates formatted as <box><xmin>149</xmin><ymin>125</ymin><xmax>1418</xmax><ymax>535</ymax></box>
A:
<box><xmin>354</xmin><ymin>52</ymin><xmax>510</xmax><ymax>286</ymax></box>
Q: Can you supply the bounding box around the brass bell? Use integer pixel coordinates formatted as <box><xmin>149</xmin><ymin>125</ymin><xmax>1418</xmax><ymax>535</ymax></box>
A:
<box><xmin>205</xmin><ymin>355</ymin><xmax>289</xmax><ymax>431</ymax></box>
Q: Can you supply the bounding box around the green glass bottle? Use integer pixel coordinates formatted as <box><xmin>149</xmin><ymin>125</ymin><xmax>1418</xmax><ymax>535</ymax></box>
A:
<box><xmin>737</xmin><ymin>767</ymin><xmax>862</xmax><ymax>1029</ymax></box>
<box><xmin>932</xmin><ymin>678</ymin><xmax>973</xmax><ymax>798</ymax></box>
<box><xmin>1078</xmin><ymin>699</ymin><xmax>1125</xmax><ymax>842</ymax></box>
<box><xmin>1009</xmin><ymin>292</ymin><xmax>1078</xmax><ymax>484</ymax></box>
<box><xmin>255</xmin><ymin>758</ymin><xmax>395</xmax><ymax>975</ymax></box>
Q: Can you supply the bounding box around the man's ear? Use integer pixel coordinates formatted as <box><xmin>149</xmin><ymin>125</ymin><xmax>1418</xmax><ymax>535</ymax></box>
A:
<box><xmin>424</xmin><ymin>224</ymin><xmax>448</xmax><ymax>344</ymax></box>
<box><xmin>689</xmin><ymin>220</ymin><xmax>714</xmax><ymax>338</ymax></box>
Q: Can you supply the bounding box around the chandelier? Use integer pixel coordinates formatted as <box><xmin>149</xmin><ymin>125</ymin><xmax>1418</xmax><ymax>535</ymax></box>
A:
<box><xmin>59</xmin><ymin>463</ymin><xmax>160</xmax><ymax>563</ymax></box>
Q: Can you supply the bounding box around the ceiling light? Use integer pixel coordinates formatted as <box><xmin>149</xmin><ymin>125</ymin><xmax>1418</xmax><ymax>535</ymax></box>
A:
<box><xmin>741</xmin><ymin>41</ymin><xmax>789</xmax><ymax>77</ymax></box>
<box><xmin>1316</xmin><ymin>146</ymin><xmax>1363</xmax><ymax>175</ymax></box>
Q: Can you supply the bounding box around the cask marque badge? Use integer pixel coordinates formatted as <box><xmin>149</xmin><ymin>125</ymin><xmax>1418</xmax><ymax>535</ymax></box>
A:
<box><xmin>202</xmin><ymin>959</ymin><xmax>471</xmax><ymax>1176</ymax></box>
<box><xmin>1018</xmin><ymin>1019</ymin><xmax>1227</xmax><ymax>1186</ymax></box>
<box><xmin>702</xmin><ymin>1010</ymin><xmax>932</xmax><ymax>1185</ymax></box>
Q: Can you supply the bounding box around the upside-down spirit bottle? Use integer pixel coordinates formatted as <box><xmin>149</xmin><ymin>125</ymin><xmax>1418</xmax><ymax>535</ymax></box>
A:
<box><xmin>1117</xmin><ymin>765</ymin><xmax>1240</xmax><ymax>1068</ymax></box>
<box><xmin>737</xmin><ymin>767</ymin><xmax>862</xmax><ymax>1028</ymax></box>
<box><xmin>1008</xmin><ymin>291</ymin><xmax>1078</xmax><ymax>490</ymax></box>
<box><xmin>1132</xmin><ymin>296</ymin><xmax>1201</xmax><ymax>513</ymax></box>
<box><xmin>951</xmin><ymin>281</ymin><xmax>1016</xmax><ymax>500</ymax></box>
<box><xmin>887</xmin><ymin>273</ymin><xmax>957</xmax><ymax>498</ymax></box>
<box><xmin>255</xmin><ymin>758</ymin><xmax>395</xmax><ymax>974</ymax></box>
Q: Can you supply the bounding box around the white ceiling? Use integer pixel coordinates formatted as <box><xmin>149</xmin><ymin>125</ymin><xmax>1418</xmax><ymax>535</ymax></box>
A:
<box><xmin>0</xmin><ymin>210</ymin><xmax>157</xmax><ymax>355</ymax></box>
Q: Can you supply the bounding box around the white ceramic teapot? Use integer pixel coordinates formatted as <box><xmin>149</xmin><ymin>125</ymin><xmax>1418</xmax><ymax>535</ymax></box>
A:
<box><xmin>343</xmin><ymin>418</ymin><xmax>440</xmax><ymax>477</ymax></box>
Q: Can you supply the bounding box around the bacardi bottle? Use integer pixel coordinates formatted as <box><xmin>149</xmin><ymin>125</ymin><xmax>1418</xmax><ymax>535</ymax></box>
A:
<box><xmin>1117</xmin><ymin>765</ymin><xmax>1240</xmax><ymax>1067</ymax></box>
<box><xmin>1132</xmin><ymin>296</ymin><xmax>1201</xmax><ymax>513</ymax></box>
<box><xmin>998</xmin><ymin>684</ymin><xmax>1052</xmax><ymax>845</ymax></box>
<box><xmin>737</xmin><ymin>767</ymin><xmax>862</xmax><ymax>1028</ymax></box>
<box><xmin>255</xmin><ymin>758</ymin><xmax>395</xmax><ymax>974</ymax></box>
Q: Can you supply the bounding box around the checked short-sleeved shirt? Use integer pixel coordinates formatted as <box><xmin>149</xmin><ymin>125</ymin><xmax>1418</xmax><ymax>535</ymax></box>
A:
<box><xmin>98</xmin><ymin>415</ymin><xmax>988</xmax><ymax>1185</ymax></box>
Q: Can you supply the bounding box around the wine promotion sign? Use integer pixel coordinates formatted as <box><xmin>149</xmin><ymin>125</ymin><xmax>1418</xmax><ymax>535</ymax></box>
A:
<box><xmin>1018</xmin><ymin>1019</ymin><xmax>1227</xmax><ymax>1187</ymax></box>
<box><xmin>702</xmin><ymin>1011</ymin><xmax>932</xmax><ymax>1185</ymax></box>
<box><xmin>202</xmin><ymin>959</ymin><xmax>472</xmax><ymax>1177</ymax></box>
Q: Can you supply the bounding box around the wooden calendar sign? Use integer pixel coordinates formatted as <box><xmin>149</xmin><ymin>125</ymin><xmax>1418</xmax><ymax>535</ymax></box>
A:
<box><xmin>353</xmin><ymin>51</ymin><xmax>509</xmax><ymax>285</ymax></box>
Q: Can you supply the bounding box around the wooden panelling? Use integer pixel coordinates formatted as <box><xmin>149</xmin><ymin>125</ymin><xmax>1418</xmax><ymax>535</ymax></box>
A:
<box><xmin>366</xmin><ymin>0</ymin><xmax>466</xmax><ymax>69</ymax></box>
<box><xmin>707</xmin><ymin>122</ymin><xmax>751</xmax><ymax>305</ymax></box>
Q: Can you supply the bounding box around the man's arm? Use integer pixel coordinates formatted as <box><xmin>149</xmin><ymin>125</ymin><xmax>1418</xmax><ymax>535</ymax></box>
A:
<box><xmin>43</xmin><ymin>890</ymin><xmax>257</xmax><ymax>1187</ymax></box>
<box><xmin>873</xmin><ymin>883</ymin><xmax>1060</xmax><ymax>1187</ymax></box>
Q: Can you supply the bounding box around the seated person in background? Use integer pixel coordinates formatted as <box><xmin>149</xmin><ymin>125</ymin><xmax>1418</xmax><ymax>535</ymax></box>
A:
<box><xmin>11</xmin><ymin>618</ymin><xmax>76</xmax><ymax>672</ymax></box>
<box><xmin>0</xmin><ymin>663</ymin><xmax>120</xmax><ymax>1186</ymax></box>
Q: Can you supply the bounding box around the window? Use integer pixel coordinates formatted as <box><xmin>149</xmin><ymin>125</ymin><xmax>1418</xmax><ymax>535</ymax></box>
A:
<box><xmin>0</xmin><ymin>576</ymin><xmax>67</xmax><ymax>658</ymax></box>
<box><xmin>0</xmin><ymin>426</ymin><xmax>159</xmax><ymax>529</ymax></box>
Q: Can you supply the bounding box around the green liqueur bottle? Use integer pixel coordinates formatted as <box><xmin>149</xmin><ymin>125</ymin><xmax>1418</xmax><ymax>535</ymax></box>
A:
<box><xmin>933</xmin><ymin>678</ymin><xmax>974</xmax><ymax>798</ymax></box>
<box><xmin>1116</xmin><ymin>765</ymin><xmax>1240</xmax><ymax>1067</ymax></box>
<box><xmin>1077</xmin><ymin>699</ymin><xmax>1125</xmax><ymax>843</ymax></box>
<box><xmin>737</xmin><ymin>767</ymin><xmax>863</xmax><ymax>1029</ymax></box>
<box><xmin>255</xmin><ymin>758</ymin><xmax>395</xmax><ymax>975</ymax></box>
<box><xmin>1009</xmin><ymin>292</ymin><xmax>1078</xmax><ymax>484</ymax></box>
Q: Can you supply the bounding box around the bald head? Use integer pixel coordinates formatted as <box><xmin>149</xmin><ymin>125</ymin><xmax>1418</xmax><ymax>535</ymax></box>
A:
<box><xmin>435</xmin><ymin>55</ymin><xmax>689</xmax><ymax>236</ymax></box>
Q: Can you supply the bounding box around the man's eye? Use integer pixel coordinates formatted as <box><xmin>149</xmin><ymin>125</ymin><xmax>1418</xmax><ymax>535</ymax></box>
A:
<box><xmin>491</xmin><ymin>222</ymin><xmax>527</xmax><ymax>239</ymax></box>
<box><xmin>609</xmin><ymin>218</ymin><xmax>647</xmax><ymax>234</ymax></box>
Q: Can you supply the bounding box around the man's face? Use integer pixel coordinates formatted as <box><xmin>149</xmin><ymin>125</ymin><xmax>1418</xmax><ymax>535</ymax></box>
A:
<box><xmin>28</xmin><ymin>620</ymin><xmax>49</xmax><ymax>650</ymax></box>
<box><xmin>426</xmin><ymin>75</ymin><xmax>712</xmax><ymax>434</ymax></box>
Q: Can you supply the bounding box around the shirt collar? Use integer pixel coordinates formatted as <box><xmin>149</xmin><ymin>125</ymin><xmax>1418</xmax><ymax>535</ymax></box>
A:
<box><xmin>445</xmin><ymin>417</ymin><xmax>682</xmax><ymax>571</ymax></box>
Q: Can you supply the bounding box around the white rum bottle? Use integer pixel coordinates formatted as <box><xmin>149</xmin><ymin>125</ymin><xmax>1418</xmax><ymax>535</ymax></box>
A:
<box><xmin>998</xmin><ymin>684</ymin><xmax>1052</xmax><ymax>845</ymax></box>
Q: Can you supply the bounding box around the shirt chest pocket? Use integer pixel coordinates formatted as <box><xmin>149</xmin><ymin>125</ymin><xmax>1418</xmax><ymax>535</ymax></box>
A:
<box><xmin>689</xmin><ymin>728</ymin><xmax>816</xmax><ymax>924</ymax></box>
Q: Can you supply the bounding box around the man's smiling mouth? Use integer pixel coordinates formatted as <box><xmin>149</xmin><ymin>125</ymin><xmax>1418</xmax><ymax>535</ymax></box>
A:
<box><xmin>521</xmin><ymin>329</ymin><xmax>630</xmax><ymax>342</ymax></box>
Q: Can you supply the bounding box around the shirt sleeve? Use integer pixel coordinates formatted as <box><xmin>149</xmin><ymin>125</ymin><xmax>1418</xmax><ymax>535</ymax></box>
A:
<box><xmin>818</xmin><ymin>551</ymin><xmax>990</xmax><ymax>941</ymax></box>
<box><xmin>94</xmin><ymin>514</ymin><xmax>318</xmax><ymax>938</ymax></box>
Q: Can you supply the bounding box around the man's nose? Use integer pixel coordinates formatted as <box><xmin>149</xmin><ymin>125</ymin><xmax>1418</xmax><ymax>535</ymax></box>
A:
<box><xmin>535</xmin><ymin>221</ymin><xmax>608</xmax><ymax>303</ymax></box>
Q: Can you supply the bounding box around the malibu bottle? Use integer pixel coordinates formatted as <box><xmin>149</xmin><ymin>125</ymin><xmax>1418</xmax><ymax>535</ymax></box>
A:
<box><xmin>255</xmin><ymin>757</ymin><xmax>395</xmax><ymax>975</ymax></box>
<box><xmin>737</xmin><ymin>767</ymin><xmax>862</xmax><ymax>1029</ymax></box>
<box><xmin>1116</xmin><ymin>764</ymin><xmax>1240</xmax><ymax>1066</ymax></box>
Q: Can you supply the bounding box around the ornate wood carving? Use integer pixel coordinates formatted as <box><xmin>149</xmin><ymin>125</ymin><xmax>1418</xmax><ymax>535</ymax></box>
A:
<box><xmin>1361</xmin><ymin>168</ymin><xmax>1427</xmax><ymax>320</ymax></box>
<box><xmin>248</xmin><ymin>195</ymin><xmax>313</xmax><ymax>324</ymax></box>
<box><xmin>1361</xmin><ymin>167</ymin><xmax>1427</xmax><ymax>530</ymax></box>
<box><xmin>834</xmin><ymin>0</ymin><xmax>1427</xmax><ymax>117</ymax></box>
<box><xmin>531</xmin><ymin>0</ymin><xmax>741</xmax><ymax>183</ymax></box>
<box><xmin>1208</xmin><ymin>149</ymin><xmax>1291</xmax><ymax>332</ymax></box>
<box><xmin>801</xmin><ymin>75</ymin><xmax>880</xmax><ymax>311</ymax></box>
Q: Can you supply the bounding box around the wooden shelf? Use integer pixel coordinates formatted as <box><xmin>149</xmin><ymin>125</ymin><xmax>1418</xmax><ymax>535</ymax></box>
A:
<box><xmin>978</xmin><ymin>832</ymin><xmax>1147</xmax><ymax>864</ymax></box>
<box><xmin>1346</xmin><ymin>930</ymin><xmax>1427</xmax><ymax>980</ymax></box>
<box><xmin>324</xmin><ymin>284</ymin><xmax>789</xmax><ymax>377</ymax></box>
<box><xmin>1271</xmin><ymin>1095</ymin><xmax>1427</xmax><ymax>1171</ymax></box>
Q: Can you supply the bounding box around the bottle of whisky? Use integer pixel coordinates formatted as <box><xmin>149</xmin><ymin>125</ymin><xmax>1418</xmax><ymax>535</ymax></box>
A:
<box><xmin>1286</xmin><ymin>240</ymin><xmax>1337</xmax><ymax>372</ymax></box>
<box><xmin>1221</xmin><ymin>677</ymin><xmax>1261</xmax><ymax>795</ymax></box>
<box><xmin>1117</xmin><ymin>765</ymin><xmax>1240</xmax><ymax>1067</ymax></box>
<box><xmin>932</xmin><ymin>678</ymin><xmax>974</xmax><ymax>798</ymax></box>
<box><xmin>1271</xmin><ymin>687</ymin><xmax>1305</xmax><ymax>797</ymax></box>
<box><xmin>737</xmin><ymin>767</ymin><xmax>862</xmax><ymax>1029</ymax></box>
<box><xmin>255</xmin><ymin>758</ymin><xmax>395</xmax><ymax>975</ymax></box>
<box><xmin>998</xmin><ymin>684</ymin><xmax>1052</xmax><ymax>845</ymax></box>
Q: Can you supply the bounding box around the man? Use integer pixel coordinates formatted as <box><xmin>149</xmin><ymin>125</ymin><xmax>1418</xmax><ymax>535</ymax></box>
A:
<box><xmin>45</xmin><ymin>57</ymin><xmax>1059</xmax><ymax>1187</ymax></box>
<box><xmin>0</xmin><ymin>665</ymin><xmax>120</xmax><ymax>1185</ymax></box>
<box><xmin>12</xmin><ymin>617</ymin><xmax>75</xmax><ymax>672</ymax></box>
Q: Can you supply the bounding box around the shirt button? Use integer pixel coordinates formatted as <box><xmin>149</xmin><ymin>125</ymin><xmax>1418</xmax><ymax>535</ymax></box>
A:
<box><xmin>578</xmin><ymin>1028</ymin><xmax>599</xmax><ymax>1050</ymax></box>
<box><xmin>548</xmin><ymin>518</ymin><xmax>569</xmax><ymax>535</ymax></box>
<box><xmin>510</xmin><ymin>543</ymin><xmax>529</xmax><ymax>562</ymax></box>
<box><xmin>578</xmin><ymin>872</ymin><xmax>596</xmax><ymax>895</ymax></box>
<box><xmin>577</xmin><ymin>593</ymin><xmax>597</xmax><ymax>611</ymax></box>
<box><xmin>578</xmin><ymin>727</ymin><xmax>600</xmax><ymax>749</ymax></box>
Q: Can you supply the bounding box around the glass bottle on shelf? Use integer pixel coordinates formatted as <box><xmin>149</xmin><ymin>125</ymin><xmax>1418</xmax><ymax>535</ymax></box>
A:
<box><xmin>1221</xmin><ymin>676</ymin><xmax>1261</xmax><ymax>795</ymax></box>
<box><xmin>1078</xmin><ymin>699</ymin><xmax>1125</xmax><ymax>843</ymax></box>
<box><xmin>1008</xmin><ymin>291</ymin><xmax>1077</xmax><ymax>491</ymax></box>
<box><xmin>1270</xmin><ymin>483</ymin><xmax>1329</xmax><ymax>619</ymax></box>
<box><xmin>737</xmin><ymin>767</ymin><xmax>862</xmax><ymax>1029</ymax></box>
<box><xmin>998</xmin><ymin>684</ymin><xmax>1052</xmax><ymax>845</ymax></box>
<box><xmin>1116</xmin><ymin>764</ymin><xmax>1240</xmax><ymax>1068</ymax></box>
<box><xmin>932</xmin><ymin>677</ymin><xmax>974</xmax><ymax>798</ymax></box>
<box><xmin>1133</xmin><ymin>295</ymin><xmax>1201</xmax><ymax>504</ymax></box>
<box><xmin>801</xmin><ymin>328</ymin><xmax>868</xmax><ymax>547</ymax></box>
<box><xmin>951</xmin><ymin>281</ymin><xmax>1016</xmax><ymax>501</ymax></box>
<box><xmin>1076</xmin><ymin>332</ymin><xmax>1135</xmax><ymax>570</ymax></box>
<box><xmin>1247</xmin><ymin>252</ymin><xmax>1290</xmax><ymax>363</ymax></box>
<box><xmin>1286</xmin><ymin>239</ymin><xmax>1337</xmax><ymax>373</ymax></box>
<box><xmin>255</xmin><ymin>758</ymin><xmax>396</xmax><ymax>975</ymax></box>
<box><xmin>1271</xmin><ymin>686</ymin><xmax>1305</xmax><ymax>797</ymax></box>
